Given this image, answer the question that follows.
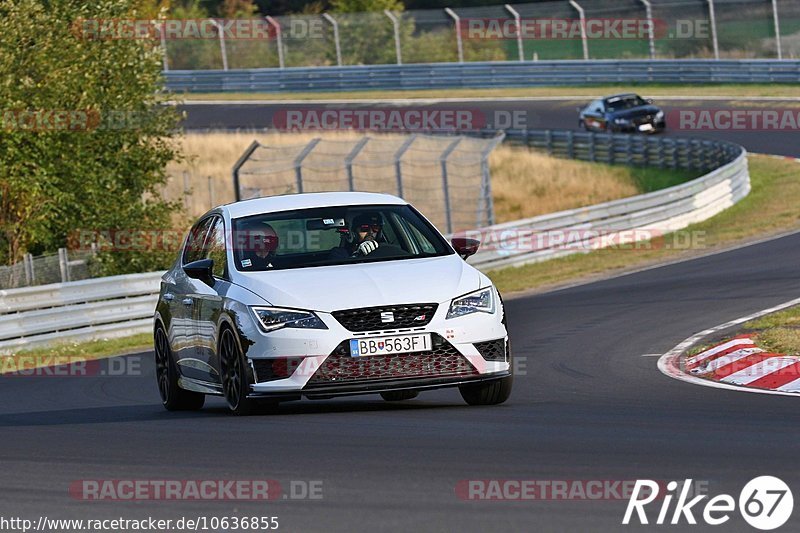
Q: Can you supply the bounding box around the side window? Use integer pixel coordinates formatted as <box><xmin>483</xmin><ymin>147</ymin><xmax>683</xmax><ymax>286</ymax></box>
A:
<box><xmin>594</xmin><ymin>100</ymin><xmax>604</xmax><ymax>113</ymax></box>
<box><xmin>205</xmin><ymin>217</ymin><xmax>227</xmax><ymax>279</ymax></box>
<box><xmin>183</xmin><ymin>217</ymin><xmax>214</xmax><ymax>264</ymax></box>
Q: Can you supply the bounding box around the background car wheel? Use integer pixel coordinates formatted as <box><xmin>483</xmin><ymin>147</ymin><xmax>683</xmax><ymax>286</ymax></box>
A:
<box><xmin>219</xmin><ymin>327</ymin><xmax>268</xmax><ymax>416</ymax></box>
<box><xmin>380</xmin><ymin>391</ymin><xmax>419</xmax><ymax>402</ymax></box>
<box><xmin>459</xmin><ymin>375</ymin><xmax>513</xmax><ymax>406</ymax></box>
<box><xmin>154</xmin><ymin>326</ymin><xmax>205</xmax><ymax>411</ymax></box>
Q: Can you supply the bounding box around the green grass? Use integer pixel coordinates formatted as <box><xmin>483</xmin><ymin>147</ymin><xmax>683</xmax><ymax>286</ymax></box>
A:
<box><xmin>489</xmin><ymin>155</ymin><xmax>800</xmax><ymax>294</ymax></box>
<box><xmin>174</xmin><ymin>84</ymin><xmax>800</xmax><ymax>102</ymax></box>
<box><xmin>1</xmin><ymin>333</ymin><xmax>152</xmax><ymax>371</ymax></box>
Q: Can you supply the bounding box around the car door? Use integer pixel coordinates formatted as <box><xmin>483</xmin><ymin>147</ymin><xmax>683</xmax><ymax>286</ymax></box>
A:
<box><xmin>170</xmin><ymin>216</ymin><xmax>214</xmax><ymax>364</ymax></box>
<box><xmin>583</xmin><ymin>99</ymin><xmax>607</xmax><ymax>131</ymax></box>
<box><xmin>193</xmin><ymin>215</ymin><xmax>231</xmax><ymax>384</ymax></box>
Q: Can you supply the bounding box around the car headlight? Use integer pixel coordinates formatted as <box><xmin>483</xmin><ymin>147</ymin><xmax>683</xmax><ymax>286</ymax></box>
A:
<box><xmin>655</xmin><ymin>110</ymin><xmax>664</xmax><ymax>120</ymax></box>
<box><xmin>447</xmin><ymin>287</ymin><xmax>495</xmax><ymax>319</ymax></box>
<box><xmin>250</xmin><ymin>306</ymin><xmax>327</xmax><ymax>333</ymax></box>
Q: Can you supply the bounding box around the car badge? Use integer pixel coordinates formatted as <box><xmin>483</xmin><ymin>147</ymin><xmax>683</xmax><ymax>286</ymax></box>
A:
<box><xmin>380</xmin><ymin>312</ymin><xmax>394</xmax><ymax>323</ymax></box>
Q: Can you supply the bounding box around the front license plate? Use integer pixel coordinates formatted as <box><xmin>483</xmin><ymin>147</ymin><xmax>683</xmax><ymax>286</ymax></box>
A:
<box><xmin>350</xmin><ymin>333</ymin><xmax>432</xmax><ymax>357</ymax></box>
<box><xmin>638</xmin><ymin>123</ymin><xmax>654</xmax><ymax>131</ymax></box>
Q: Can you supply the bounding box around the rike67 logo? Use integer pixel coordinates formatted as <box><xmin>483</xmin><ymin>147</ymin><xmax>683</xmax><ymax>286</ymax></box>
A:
<box><xmin>623</xmin><ymin>477</ymin><xmax>793</xmax><ymax>530</ymax></box>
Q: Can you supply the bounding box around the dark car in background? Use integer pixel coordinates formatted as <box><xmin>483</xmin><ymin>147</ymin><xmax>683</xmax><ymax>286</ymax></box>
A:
<box><xmin>578</xmin><ymin>93</ymin><xmax>666</xmax><ymax>134</ymax></box>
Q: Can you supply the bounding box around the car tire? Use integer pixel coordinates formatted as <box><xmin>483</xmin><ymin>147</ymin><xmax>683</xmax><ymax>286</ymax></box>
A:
<box><xmin>380</xmin><ymin>391</ymin><xmax>419</xmax><ymax>402</ymax></box>
<box><xmin>219</xmin><ymin>326</ymin><xmax>268</xmax><ymax>416</ymax></box>
<box><xmin>154</xmin><ymin>325</ymin><xmax>205</xmax><ymax>411</ymax></box>
<box><xmin>459</xmin><ymin>375</ymin><xmax>513</xmax><ymax>406</ymax></box>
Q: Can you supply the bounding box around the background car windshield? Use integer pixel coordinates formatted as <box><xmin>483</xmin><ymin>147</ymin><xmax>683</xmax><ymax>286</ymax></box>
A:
<box><xmin>232</xmin><ymin>204</ymin><xmax>453</xmax><ymax>271</ymax></box>
<box><xmin>606</xmin><ymin>95</ymin><xmax>646</xmax><ymax>111</ymax></box>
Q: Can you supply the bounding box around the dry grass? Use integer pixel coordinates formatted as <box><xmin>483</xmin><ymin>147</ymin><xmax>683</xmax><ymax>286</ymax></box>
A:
<box><xmin>166</xmin><ymin>132</ymin><xmax>677</xmax><ymax>223</ymax></box>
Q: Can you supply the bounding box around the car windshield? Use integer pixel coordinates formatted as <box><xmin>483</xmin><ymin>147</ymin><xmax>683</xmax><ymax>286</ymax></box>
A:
<box><xmin>231</xmin><ymin>204</ymin><xmax>453</xmax><ymax>271</ymax></box>
<box><xmin>605</xmin><ymin>95</ymin><xmax>647</xmax><ymax>111</ymax></box>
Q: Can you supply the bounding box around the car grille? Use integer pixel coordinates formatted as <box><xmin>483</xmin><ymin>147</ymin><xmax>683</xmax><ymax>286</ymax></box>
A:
<box><xmin>306</xmin><ymin>333</ymin><xmax>477</xmax><ymax>386</ymax></box>
<box><xmin>251</xmin><ymin>357</ymin><xmax>304</xmax><ymax>383</ymax></box>
<box><xmin>633</xmin><ymin>115</ymin><xmax>653</xmax><ymax>125</ymax></box>
<box><xmin>331</xmin><ymin>303</ymin><xmax>437</xmax><ymax>332</ymax></box>
<box><xmin>474</xmin><ymin>338</ymin><xmax>507</xmax><ymax>362</ymax></box>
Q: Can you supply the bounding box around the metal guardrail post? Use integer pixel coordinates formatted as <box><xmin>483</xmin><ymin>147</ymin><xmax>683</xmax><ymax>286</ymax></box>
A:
<box><xmin>384</xmin><ymin>10</ymin><xmax>403</xmax><ymax>65</ymax></box>
<box><xmin>566</xmin><ymin>130</ymin><xmax>575</xmax><ymax>159</ymax></box>
<box><xmin>294</xmin><ymin>138</ymin><xmax>321</xmax><ymax>194</ymax></box>
<box><xmin>772</xmin><ymin>0</ymin><xmax>782</xmax><ymax>60</ymax></box>
<box><xmin>444</xmin><ymin>8</ymin><xmax>464</xmax><ymax>63</ymax></box>
<box><xmin>707</xmin><ymin>0</ymin><xmax>720</xmax><ymax>60</ymax></box>
<box><xmin>588</xmin><ymin>131</ymin><xmax>596</xmax><ymax>162</ymax></box>
<box><xmin>323</xmin><ymin>14</ymin><xmax>343</xmax><ymax>67</ymax></box>
<box><xmin>232</xmin><ymin>140</ymin><xmax>261</xmax><ymax>202</ymax></box>
<box><xmin>209</xmin><ymin>19</ymin><xmax>229</xmax><ymax>70</ymax></box>
<box><xmin>440</xmin><ymin>137</ymin><xmax>463</xmax><ymax>234</ymax></box>
<box><xmin>266</xmin><ymin>16</ymin><xmax>285</xmax><ymax>68</ymax></box>
<box><xmin>639</xmin><ymin>0</ymin><xmax>656</xmax><ymax>59</ymax></box>
<box><xmin>504</xmin><ymin>4</ymin><xmax>524</xmax><ymax>62</ymax></box>
<box><xmin>393</xmin><ymin>134</ymin><xmax>417</xmax><ymax>198</ymax></box>
<box><xmin>569</xmin><ymin>0</ymin><xmax>589</xmax><ymax>60</ymax></box>
<box><xmin>345</xmin><ymin>137</ymin><xmax>370</xmax><ymax>191</ymax></box>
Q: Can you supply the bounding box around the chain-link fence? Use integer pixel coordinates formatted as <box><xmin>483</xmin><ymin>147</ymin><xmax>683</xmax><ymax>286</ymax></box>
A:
<box><xmin>0</xmin><ymin>248</ymin><xmax>95</xmax><ymax>290</ymax></box>
<box><xmin>160</xmin><ymin>0</ymin><xmax>797</xmax><ymax>70</ymax></box>
<box><xmin>233</xmin><ymin>134</ymin><xmax>505</xmax><ymax>234</ymax></box>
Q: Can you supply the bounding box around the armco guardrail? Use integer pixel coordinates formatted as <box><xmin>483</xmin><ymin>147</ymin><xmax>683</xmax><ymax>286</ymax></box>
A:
<box><xmin>0</xmin><ymin>131</ymin><xmax>748</xmax><ymax>352</ymax></box>
<box><xmin>163</xmin><ymin>60</ymin><xmax>800</xmax><ymax>93</ymax></box>
<box><xmin>0</xmin><ymin>272</ymin><xmax>163</xmax><ymax>353</ymax></box>
<box><xmin>461</xmin><ymin>131</ymin><xmax>749</xmax><ymax>270</ymax></box>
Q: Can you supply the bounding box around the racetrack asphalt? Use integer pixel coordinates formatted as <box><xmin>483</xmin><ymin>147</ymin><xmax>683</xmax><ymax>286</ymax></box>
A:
<box><xmin>1</xmin><ymin>98</ymin><xmax>799</xmax><ymax>532</ymax></box>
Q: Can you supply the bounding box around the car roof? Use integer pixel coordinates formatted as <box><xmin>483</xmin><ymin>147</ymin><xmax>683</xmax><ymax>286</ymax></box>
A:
<box><xmin>222</xmin><ymin>191</ymin><xmax>407</xmax><ymax>220</ymax></box>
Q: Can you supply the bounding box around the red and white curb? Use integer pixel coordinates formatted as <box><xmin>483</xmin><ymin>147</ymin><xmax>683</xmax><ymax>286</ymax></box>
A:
<box><xmin>685</xmin><ymin>335</ymin><xmax>800</xmax><ymax>393</ymax></box>
<box><xmin>658</xmin><ymin>297</ymin><xmax>800</xmax><ymax>397</ymax></box>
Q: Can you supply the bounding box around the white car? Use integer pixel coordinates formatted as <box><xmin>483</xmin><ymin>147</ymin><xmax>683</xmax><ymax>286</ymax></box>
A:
<box><xmin>154</xmin><ymin>192</ymin><xmax>512</xmax><ymax>415</ymax></box>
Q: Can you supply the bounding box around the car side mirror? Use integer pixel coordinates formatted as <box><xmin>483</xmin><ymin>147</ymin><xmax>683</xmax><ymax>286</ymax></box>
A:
<box><xmin>451</xmin><ymin>238</ymin><xmax>480</xmax><ymax>259</ymax></box>
<box><xmin>646</xmin><ymin>98</ymin><xmax>654</xmax><ymax>104</ymax></box>
<box><xmin>184</xmin><ymin>258</ymin><xmax>215</xmax><ymax>287</ymax></box>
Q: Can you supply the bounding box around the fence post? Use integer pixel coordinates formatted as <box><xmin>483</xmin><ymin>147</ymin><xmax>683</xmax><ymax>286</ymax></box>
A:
<box><xmin>393</xmin><ymin>134</ymin><xmax>417</xmax><ymax>197</ymax></box>
<box><xmin>58</xmin><ymin>248</ymin><xmax>70</xmax><ymax>283</ymax></box>
<box><xmin>444</xmin><ymin>8</ymin><xmax>464</xmax><ymax>63</ymax></box>
<box><xmin>345</xmin><ymin>137</ymin><xmax>370</xmax><ymax>191</ymax></box>
<box><xmin>606</xmin><ymin>132</ymin><xmax>614</xmax><ymax>165</ymax></box>
<box><xmin>384</xmin><ymin>10</ymin><xmax>403</xmax><ymax>65</ymax></box>
<box><xmin>323</xmin><ymin>14</ymin><xmax>343</xmax><ymax>67</ymax></box>
<box><xmin>232</xmin><ymin>140</ymin><xmax>261</xmax><ymax>201</ymax></box>
<box><xmin>638</xmin><ymin>0</ymin><xmax>656</xmax><ymax>59</ymax></box>
<box><xmin>707</xmin><ymin>0</ymin><xmax>719</xmax><ymax>60</ymax></box>
<box><xmin>23</xmin><ymin>253</ymin><xmax>33</xmax><ymax>285</ymax></box>
<box><xmin>504</xmin><ymin>4</ymin><xmax>524</xmax><ymax>62</ymax></box>
<box><xmin>480</xmin><ymin>133</ymin><xmax>505</xmax><ymax>227</ymax></box>
<box><xmin>772</xmin><ymin>0</ymin><xmax>782</xmax><ymax>60</ymax></box>
<box><xmin>588</xmin><ymin>131</ymin><xmax>596</xmax><ymax>162</ymax></box>
<box><xmin>440</xmin><ymin>137</ymin><xmax>463</xmax><ymax>234</ymax></box>
<box><xmin>209</xmin><ymin>19</ymin><xmax>229</xmax><ymax>70</ymax></box>
<box><xmin>545</xmin><ymin>129</ymin><xmax>553</xmax><ymax>155</ymax></box>
<box><xmin>566</xmin><ymin>130</ymin><xmax>575</xmax><ymax>158</ymax></box>
<box><xmin>208</xmin><ymin>176</ymin><xmax>216</xmax><ymax>208</ymax></box>
<box><xmin>569</xmin><ymin>0</ymin><xmax>589</xmax><ymax>60</ymax></box>
<box><xmin>266</xmin><ymin>16</ymin><xmax>285</xmax><ymax>68</ymax></box>
<box><xmin>156</xmin><ymin>22</ymin><xmax>169</xmax><ymax>71</ymax></box>
<box><xmin>294</xmin><ymin>138</ymin><xmax>321</xmax><ymax>194</ymax></box>
<box><xmin>182</xmin><ymin>171</ymin><xmax>191</xmax><ymax>210</ymax></box>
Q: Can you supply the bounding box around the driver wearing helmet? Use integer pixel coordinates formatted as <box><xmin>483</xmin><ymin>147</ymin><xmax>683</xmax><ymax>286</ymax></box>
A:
<box><xmin>238</xmin><ymin>223</ymin><xmax>281</xmax><ymax>270</ymax></box>
<box><xmin>330</xmin><ymin>213</ymin><xmax>383</xmax><ymax>259</ymax></box>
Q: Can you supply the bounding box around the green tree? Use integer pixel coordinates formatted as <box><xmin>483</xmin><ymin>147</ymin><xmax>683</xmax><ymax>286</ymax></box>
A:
<box><xmin>0</xmin><ymin>0</ymin><xmax>182</xmax><ymax>273</ymax></box>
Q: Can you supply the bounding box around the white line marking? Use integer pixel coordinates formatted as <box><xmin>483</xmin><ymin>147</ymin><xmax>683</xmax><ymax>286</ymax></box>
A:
<box><xmin>685</xmin><ymin>338</ymin><xmax>756</xmax><ymax>367</ymax></box>
<box><xmin>172</xmin><ymin>96</ymin><xmax>800</xmax><ymax>106</ymax></box>
<box><xmin>657</xmin><ymin>297</ymin><xmax>800</xmax><ymax>397</ymax></box>
<box><xmin>641</xmin><ymin>353</ymin><xmax>662</xmax><ymax>357</ymax></box>
<box><xmin>689</xmin><ymin>347</ymin><xmax>764</xmax><ymax>375</ymax></box>
<box><xmin>778</xmin><ymin>377</ymin><xmax>800</xmax><ymax>393</ymax></box>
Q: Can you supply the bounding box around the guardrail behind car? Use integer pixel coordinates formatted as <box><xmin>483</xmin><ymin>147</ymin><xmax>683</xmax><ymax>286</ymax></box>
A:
<box><xmin>0</xmin><ymin>130</ymin><xmax>748</xmax><ymax>351</ymax></box>
<box><xmin>163</xmin><ymin>59</ymin><xmax>800</xmax><ymax>93</ymax></box>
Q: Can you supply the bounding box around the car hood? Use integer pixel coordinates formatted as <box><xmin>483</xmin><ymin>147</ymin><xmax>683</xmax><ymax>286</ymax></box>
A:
<box><xmin>232</xmin><ymin>254</ymin><xmax>482</xmax><ymax>312</ymax></box>
<box><xmin>610</xmin><ymin>105</ymin><xmax>661</xmax><ymax>119</ymax></box>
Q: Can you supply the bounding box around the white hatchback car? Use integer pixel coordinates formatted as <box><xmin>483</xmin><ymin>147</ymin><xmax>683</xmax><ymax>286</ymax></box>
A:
<box><xmin>154</xmin><ymin>192</ymin><xmax>512</xmax><ymax>415</ymax></box>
